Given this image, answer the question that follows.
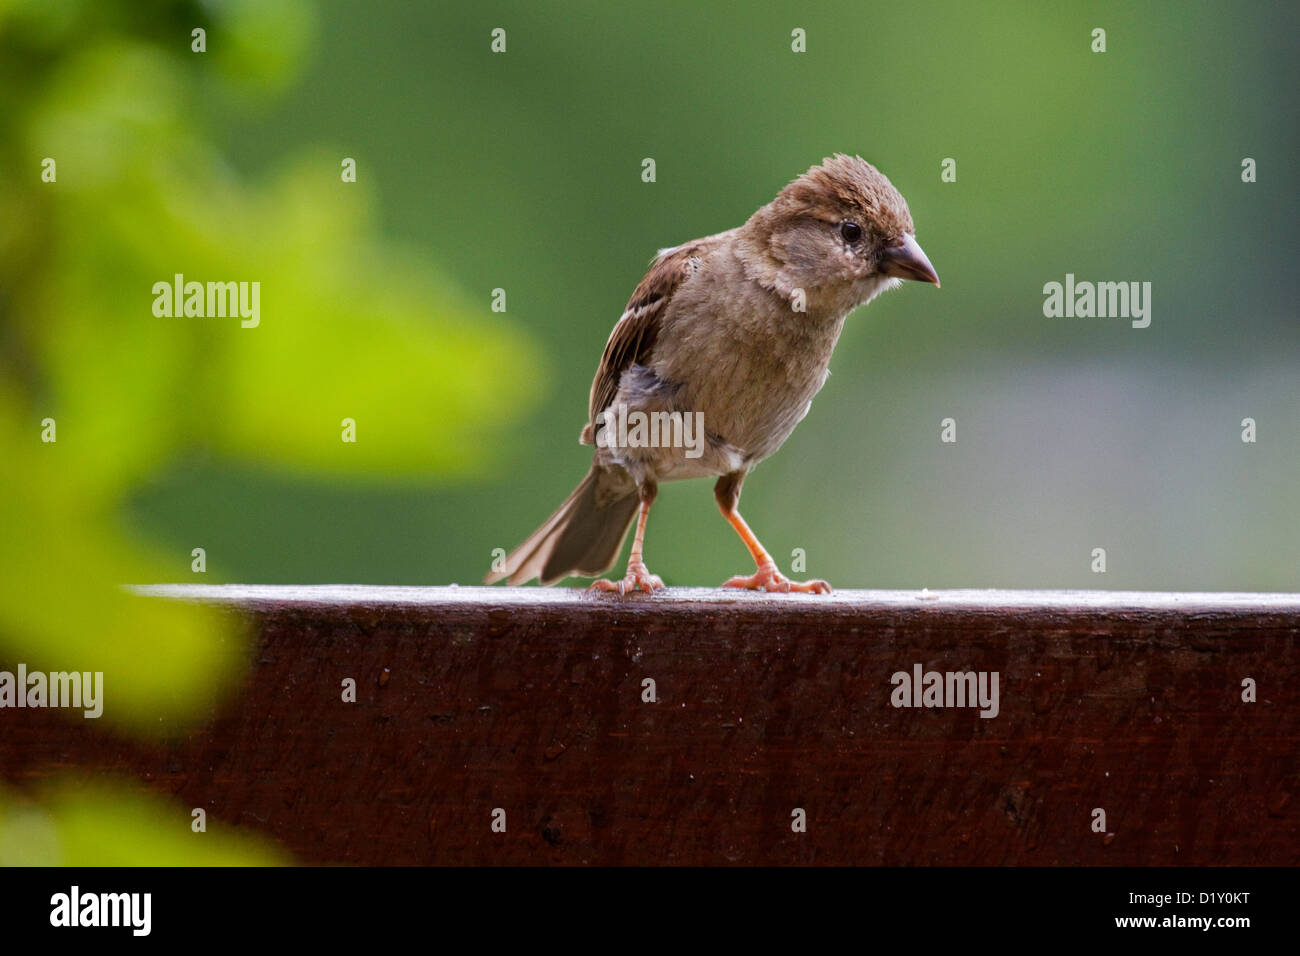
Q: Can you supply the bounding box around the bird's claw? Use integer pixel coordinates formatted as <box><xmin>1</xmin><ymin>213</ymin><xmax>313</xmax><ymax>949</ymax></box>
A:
<box><xmin>590</xmin><ymin>561</ymin><xmax>664</xmax><ymax>596</ymax></box>
<box><xmin>722</xmin><ymin>563</ymin><xmax>831</xmax><ymax>594</ymax></box>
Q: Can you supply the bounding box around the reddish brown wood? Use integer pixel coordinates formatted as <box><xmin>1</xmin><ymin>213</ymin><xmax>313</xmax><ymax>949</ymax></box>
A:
<box><xmin>3</xmin><ymin>586</ymin><xmax>1297</xmax><ymax>865</ymax></box>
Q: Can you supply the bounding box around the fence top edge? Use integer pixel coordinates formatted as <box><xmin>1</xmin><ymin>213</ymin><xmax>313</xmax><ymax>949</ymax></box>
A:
<box><xmin>126</xmin><ymin>584</ymin><xmax>1300</xmax><ymax>614</ymax></box>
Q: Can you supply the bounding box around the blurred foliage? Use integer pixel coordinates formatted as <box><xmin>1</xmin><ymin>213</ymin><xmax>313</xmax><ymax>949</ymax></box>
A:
<box><xmin>0</xmin><ymin>0</ymin><xmax>542</xmax><ymax>863</ymax></box>
<box><xmin>0</xmin><ymin>778</ymin><xmax>286</xmax><ymax>865</ymax></box>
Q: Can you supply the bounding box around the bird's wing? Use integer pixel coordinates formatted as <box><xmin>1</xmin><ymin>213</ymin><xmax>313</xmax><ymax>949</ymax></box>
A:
<box><xmin>582</xmin><ymin>239</ymin><xmax>710</xmax><ymax>440</ymax></box>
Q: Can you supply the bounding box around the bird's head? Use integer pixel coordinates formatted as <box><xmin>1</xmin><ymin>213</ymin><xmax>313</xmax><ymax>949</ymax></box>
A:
<box><xmin>744</xmin><ymin>154</ymin><xmax>939</xmax><ymax>309</ymax></box>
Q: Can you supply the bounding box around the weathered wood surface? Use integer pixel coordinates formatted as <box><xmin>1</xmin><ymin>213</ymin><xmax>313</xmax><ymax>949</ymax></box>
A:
<box><xmin>3</xmin><ymin>586</ymin><xmax>1297</xmax><ymax>865</ymax></box>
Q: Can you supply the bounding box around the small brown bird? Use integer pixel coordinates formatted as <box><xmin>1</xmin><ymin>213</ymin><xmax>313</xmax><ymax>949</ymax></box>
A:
<box><xmin>486</xmin><ymin>154</ymin><xmax>938</xmax><ymax>593</ymax></box>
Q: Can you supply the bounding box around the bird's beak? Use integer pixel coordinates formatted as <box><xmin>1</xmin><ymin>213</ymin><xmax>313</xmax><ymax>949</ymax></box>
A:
<box><xmin>880</xmin><ymin>234</ymin><xmax>940</xmax><ymax>287</ymax></box>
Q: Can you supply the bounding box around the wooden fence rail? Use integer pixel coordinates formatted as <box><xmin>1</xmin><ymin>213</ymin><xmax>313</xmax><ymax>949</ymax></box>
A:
<box><xmin>3</xmin><ymin>586</ymin><xmax>1298</xmax><ymax>865</ymax></box>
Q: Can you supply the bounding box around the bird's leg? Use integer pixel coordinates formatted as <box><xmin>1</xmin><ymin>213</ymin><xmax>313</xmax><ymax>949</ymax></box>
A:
<box><xmin>714</xmin><ymin>473</ymin><xmax>832</xmax><ymax>594</ymax></box>
<box><xmin>590</xmin><ymin>480</ymin><xmax>664</xmax><ymax>595</ymax></box>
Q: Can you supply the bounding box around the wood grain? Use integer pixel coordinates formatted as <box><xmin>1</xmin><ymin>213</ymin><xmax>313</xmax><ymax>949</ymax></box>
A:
<box><xmin>2</xmin><ymin>586</ymin><xmax>1296</xmax><ymax>865</ymax></box>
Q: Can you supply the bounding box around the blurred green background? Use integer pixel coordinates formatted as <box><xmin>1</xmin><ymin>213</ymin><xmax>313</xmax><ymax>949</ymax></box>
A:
<box><xmin>151</xmin><ymin>0</ymin><xmax>1299</xmax><ymax>593</ymax></box>
<box><xmin>0</xmin><ymin>0</ymin><xmax>1296</xmax><ymax>862</ymax></box>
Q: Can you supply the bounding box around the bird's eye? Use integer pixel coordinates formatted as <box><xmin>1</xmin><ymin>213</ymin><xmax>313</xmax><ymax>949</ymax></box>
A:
<box><xmin>839</xmin><ymin>221</ymin><xmax>863</xmax><ymax>243</ymax></box>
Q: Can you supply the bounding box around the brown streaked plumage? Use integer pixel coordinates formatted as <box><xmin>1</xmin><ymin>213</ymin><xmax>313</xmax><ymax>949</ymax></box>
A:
<box><xmin>582</xmin><ymin>240</ymin><xmax>703</xmax><ymax>438</ymax></box>
<box><xmin>486</xmin><ymin>154</ymin><xmax>939</xmax><ymax>593</ymax></box>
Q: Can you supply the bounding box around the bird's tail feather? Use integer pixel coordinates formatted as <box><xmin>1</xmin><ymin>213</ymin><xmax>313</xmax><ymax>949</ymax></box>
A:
<box><xmin>484</xmin><ymin>465</ymin><xmax>639</xmax><ymax>586</ymax></box>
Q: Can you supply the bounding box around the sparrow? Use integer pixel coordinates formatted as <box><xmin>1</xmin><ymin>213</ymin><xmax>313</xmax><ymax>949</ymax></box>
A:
<box><xmin>486</xmin><ymin>154</ymin><xmax>939</xmax><ymax>594</ymax></box>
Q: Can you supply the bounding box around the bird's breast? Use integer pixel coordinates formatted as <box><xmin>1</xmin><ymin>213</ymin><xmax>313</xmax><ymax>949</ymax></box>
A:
<box><xmin>654</xmin><ymin>282</ymin><xmax>849</xmax><ymax>465</ymax></box>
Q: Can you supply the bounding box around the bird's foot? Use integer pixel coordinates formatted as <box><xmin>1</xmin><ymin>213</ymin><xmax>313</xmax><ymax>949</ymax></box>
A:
<box><xmin>590</xmin><ymin>560</ymin><xmax>664</xmax><ymax>596</ymax></box>
<box><xmin>722</xmin><ymin>562</ymin><xmax>831</xmax><ymax>594</ymax></box>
